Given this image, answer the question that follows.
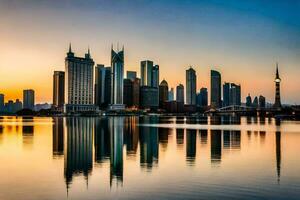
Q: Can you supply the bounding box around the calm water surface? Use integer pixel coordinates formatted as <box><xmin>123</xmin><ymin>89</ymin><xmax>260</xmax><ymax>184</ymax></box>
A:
<box><xmin>0</xmin><ymin>116</ymin><xmax>300</xmax><ymax>200</ymax></box>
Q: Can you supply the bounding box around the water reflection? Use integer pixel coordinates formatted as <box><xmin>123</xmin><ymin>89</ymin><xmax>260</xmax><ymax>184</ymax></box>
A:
<box><xmin>64</xmin><ymin>118</ymin><xmax>93</xmax><ymax>190</ymax></box>
<box><xmin>22</xmin><ymin>117</ymin><xmax>34</xmax><ymax>148</ymax></box>
<box><xmin>36</xmin><ymin>115</ymin><xmax>288</xmax><ymax>195</ymax></box>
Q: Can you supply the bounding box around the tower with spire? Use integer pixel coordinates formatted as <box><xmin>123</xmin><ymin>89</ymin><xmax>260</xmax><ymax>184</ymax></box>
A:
<box><xmin>274</xmin><ymin>63</ymin><xmax>282</xmax><ymax>109</ymax></box>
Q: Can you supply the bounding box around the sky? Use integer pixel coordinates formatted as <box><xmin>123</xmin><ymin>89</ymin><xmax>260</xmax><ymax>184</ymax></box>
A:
<box><xmin>0</xmin><ymin>0</ymin><xmax>299</xmax><ymax>104</ymax></box>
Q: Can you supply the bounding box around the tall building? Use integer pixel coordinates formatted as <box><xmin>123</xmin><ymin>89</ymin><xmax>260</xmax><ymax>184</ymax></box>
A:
<box><xmin>246</xmin><ymin>94</ymin><xmax>252</xmax><ymax>107</ymax></box>
<box><xmin>186</xmin><ymin>67</ymin><xmax>196</xmax><ymax>105</ymax></box>
<box><xmin>168</xmin><ymin>88</ymin><xmax>174</xmax><ymax>101</ymax></box>
<box><xmin>53</xmin><ymin>71</ymin><xmax>65</xmax><ymax>110</ymax></box>
<box><xmin>141</xmin><ymin>60</ymin><xmax>154</xmax><ymax>86</ymax></box>
<box><xmin>132</xmin><ymin>78</ymin><xmax>140</xmax><ymax>108</ymax></box>
<box><xmin>110</xmin><ymin>46</ymin><xmax>125</xmax><ymax>110</ymax></box>
<box><xmin>140</xmin><ymin>61</ymin><xmax>159</xmax><ymax>88</ymax></box>
<box><xmin>259</xmin><ymin>95</ymin><xmax>266</xmax><ymax>108</ymax></box>
<box><xmin>152</xmin><ymin>65</ymin><xmax>159</xmax><ymax>88</ymax></box>
<box><xmin>65</xmin><ymin>44</ymin><xmax>95</xmax><ymax>112</ymax></box>
<box><xmin>253</xmin><ymin>96</ymin><xmax>258</xmax><ymax>108</ymax></box>
<box><xmin>94</xmin><ymin>66</ymin><xmax>112</xmax><ymax>108</ymax></box>
<box><xmin>197</xmin><ymin>88</ymin><xmax>208</xmax><ymax>107</ymax></box>
<box><xmin>23</xmin><ymin>89</ymin><xmax>35</xmax><ymax>110</ymax></box>
<box><xmin>211</xmin><ymin>70</ymin><xmax>221</xmax><ymax>108</ymax></box>
<box><xmin>0</xmin><ymin>94</ymin><xmax>4</xmax><ymax>112</ymax></box>
<box><xmin>274</xmin><ymin>63</ymin><xmax>282</xmax><ymax>109</ymax></box>
<box><xmin>223</xmin><ymin>82</ymin><xmax>241</xmax><ymax>107</ymax></box>
<box><xmin>159</xmin><ymin>80</ymin><xmax>168</xmax><ymax>108</ymax></box>
<box><xmin>176</xmin><ymin>84</ymin><xmax>184</xmax><ymax>103</ymax></box>
<box><xmin>140</xmin><ymin>86</ymin><xmax>159</xmax><ymax>109</ymax></box>
<box><xmin>126</xmin><ymin>71</ymin><xmax>137</xmax><ymax>81</ymax></box>
<box><xmin>123</xmin><ymin>79</ymin><xmax>133</xmax><ymax>107</ymax></box>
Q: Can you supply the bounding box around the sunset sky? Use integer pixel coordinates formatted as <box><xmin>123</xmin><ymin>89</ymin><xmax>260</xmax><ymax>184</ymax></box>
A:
<box><xmin>0</xmin><ymin>0</ymin><xmax>299</xmax><ymax>104</ymax></box>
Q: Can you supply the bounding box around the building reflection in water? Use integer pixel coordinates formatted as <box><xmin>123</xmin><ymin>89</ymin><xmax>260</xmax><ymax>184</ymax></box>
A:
<box><xmin>211</xmin><ymin>130</ymin><xmax>222</xmax><ymax>165</ymax></box>
<box><xmin>64</xmin><ymin>118</ymin><xmax>93</xmax><ymax>190</ymax></box>
<box><xmin>275</xmin><ymin>119</ymin><xmax>281</xmax><ymax>184</ymax></box>
<box><xmin>22</xmin><ymin>117</ymin><xmax>34</xmax><ymax>147</ymax></box>
<box><xmin>223</xmin><ymin>130</ymin><xmax>241</xmax><ymax>150</ymax></box>
<box><xmin>158</xmin><ymin>127</ymin><xmax>171</xmax><ymax>151</ymax></box>
<box><xmin>94</xmin><ymin>118</ymin><xmax>110</xmax><ymax>164</ymax></box>
<box><xmin>139</xmin><ymin>116</ymin><xmax>158</xmax><ymax>170</ymax></box>
<box><xmin>124</xmin><ymin>117</ymin><xmax>139</xmax><ymax>157</ymax></box>
<box><xmin>52</xmin><ymin>117</ymin><xmax>64</xmax><ymax>157</ymax></box>
<box><xmin>110</xmin><ymin>117</ymin><xmax>124</xmax><ymax>186</ymax></box>
<box><xmin>176</xmin><ymin>128</ymin><xmax>184</xmax><ymax>147</ymax></box>
<box><xmin>186</xmin><ymin>129</ymin><xmax>196</xmax><ymax>164</ymax></box>
<box><xmin>199</xmin><ymin>129</ymin><xmax>208</xmax><ymax>145</ymax></box>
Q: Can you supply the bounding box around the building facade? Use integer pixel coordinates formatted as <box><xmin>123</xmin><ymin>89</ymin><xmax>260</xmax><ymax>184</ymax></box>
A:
<box><xmin>0</xmin><ymin>94</ymin><xmax>4</xmax><ymax>112</ymax></box>
<box><xmin>159</xmin><ymin>80</ymin><xmax>168</xmax><ymax>108</ymax></box>
<box><xmin>186</xmin><ymin>67</ymin><xmax>196</xmax><ymax>105</ymax></box>
<box><xmin>274</xmin><ymin>63</ymin><xmax>282</xmax><ymax>109</ymax></box>
<box><xmin>140</xmin><ymin>86</ymin><xmax>159</xmax><ymax>109</ymax></box>
<box><xmin>65</xmin><ymin>45</ymin><xmax>95</xmax><ymax>112</ymax></box>
<box><xmin>223</xmin><ymin>82</ymin><xmax>241</xmax><ymax>107</ymax></box>
<box><xmin>141</xmin><ymin>60</ymin><xmax>154</xmax><ymax>86</ymax></box>
<box><xmin>168</xmin><ymin>88</ymin><xmax>174</xmax><ymax>101</ymax></box>
<box><xmin>53</xmin><ymin>71</ymin><xmax>65</xmax><ymax>110</ymax></box>
<box><xmin>23</xmin><ymin>89</ymin><xmax>35</xmax><ymax>110</ymax></box>
<box><xmin>176</xmin><ymin>84</ymin><xmax>184</xmax><ymax>103</ymax></box>
<box><xmin>197</xmin><ymin>88</ymin><xmax>208</xmax><ymax>107</ymax></box>
<box><xmin>110</xmin><ymin>47</ymin><xmax>125</xmax><ymax>110</ymax></box>
<box><xmin>211</xmin><ymin>70</ymin><xmax>221</xmax><ymax>108</ymax></box>
<box><xmin>126</xmin><ymin>71</ymin><xmax>137</xmax><ymax>81</ymax></box>
<box><xmin>152</xmin><ymin>65</ymin><xmax>159</xmax><ymax>88</ymax></box>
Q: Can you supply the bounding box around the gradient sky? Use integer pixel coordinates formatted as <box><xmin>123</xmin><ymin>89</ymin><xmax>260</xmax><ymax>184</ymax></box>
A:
<box><xmin>0</xmin><ymin>0</ymin><xmax>299</xmax><ymax>104</ymax></box>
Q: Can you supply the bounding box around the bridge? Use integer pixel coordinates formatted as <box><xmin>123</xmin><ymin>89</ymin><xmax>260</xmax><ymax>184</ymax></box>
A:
<box><xmin>205</xmin><ymin>105</ymin><xmax>265</xmax><ymax>114</ymax></box>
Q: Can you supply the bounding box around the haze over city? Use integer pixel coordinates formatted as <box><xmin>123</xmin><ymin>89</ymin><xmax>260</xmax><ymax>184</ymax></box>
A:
<box><xmin>0</xmin><ymin>0</ymin><xmax>299</xmax><ymax>103</ymax></box>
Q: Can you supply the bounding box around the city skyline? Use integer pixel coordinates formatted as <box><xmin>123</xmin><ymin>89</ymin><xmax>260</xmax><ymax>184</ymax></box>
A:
<box><xmin>0</xmin><ymin>0</ymin><xmax>299</xmax><ymax>104</ymax></box>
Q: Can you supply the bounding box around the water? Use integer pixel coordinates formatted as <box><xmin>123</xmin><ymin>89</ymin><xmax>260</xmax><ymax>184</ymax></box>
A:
<box><xmin>0</xmin><ymin>116</ymin><xmax>300</xmax><ymax>200</ymax></box>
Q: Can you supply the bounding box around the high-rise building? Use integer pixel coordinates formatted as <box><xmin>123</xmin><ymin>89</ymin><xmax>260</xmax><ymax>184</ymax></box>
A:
<box><xmin>123</xmin><ymin>78</ymin><xmax>133</xmax><ymax>107</ymax></box>
<box><xmin>65</xmin><ymin>44</ymin><xmax>96</xmax><ymax>112</ymax></box>
<box><xmin>23</xmin><ymin>89</ymin><xmax>35</xmax><ymax>110</ymax></box>
<box><xmin>0</xmin><ymin>94</ymin><xmax>4</xmax><ymax>112</ymax></box>
<box><xmin>253</xmin><ymin>96</ymin><xmax>258</xmax><ymax>108</ymax></box>
<box><xmin>53</xmin><ymin>71</ymin><xmax>65</xmax><ymax>110</ymax></box>
<box><xmin>186</xmin><ymin>67</ymin><xmax>196</xmax><ymax>105</ymax></box>
<box><xmin>141</xmin><ymin>60</ymin><xmax>154</xmax><ymax>86</ymax></box>
<box><xmin>246</xmin><ymin>94</ymin><xmax>252</xmax><ymax>107</ymax></box>
<box><xmin>176</xmin><ymin>84</ymin><xmax>184</xmax><ymax>103</ymax></box>
<box><xmin>168</xmin><ymin>88</ymin><xmax>174</xmax><ymax>101</ymax></box>
<box><xmin>104</xmin><ymin>67</ymin><xmax>112</xmax><ymax>107</ymax></box>
<box><xmin>126</xmin><ymin>71</ymin><xmax>137</xmax><ymax>81</ymax></box>
<box><xmin>152</xmin><ymin>65</ymin><xmax>159</xmax><ymax>88</ymax></box>
<box><xmin>274</xmin><ymin>63</ymin><xmax>282</xmax><ymax>109</ymax></box>
<box><xmin>211</xmin><ymin>70</ymin><xmax>221</xmax><ymax>108</ymax></box>
<box><xmin>110</xmin><ymin>46</ymin><xmax>125</xmax><ymax>110</ymax></box>
<box><xmin>259</xmin><ymin>95</ymin><xmax>266</xmax><ymax>108</ymax></box>
<box><xmin>140</xmin><ymin>61</ymin><xmax>159</xmax><ymax>88</ymax></box>
<box><xmin>140</xmin><ymin>86</ymin><xmax>159</xmax><ymax>109</ymax></box>
<box><xmin>223</xmin><ymin>82</ymin><xmax>241</xmax><ymax>107</ymax></box>
<box><xmin>197</xmin><ymin>88</ymin><xmax>208</xmax><ymax>107</ymax></box>
<box><xmin>95</xmin><ymin>64</ymin><xmax>106</xmax><ymax>108</ymax></box>
<box><xmin>132</xmin><ymin>78</ymin><xmax>140</xmax><ymax>108</ymax></box>
<box><xmin>159</xmin><ymin>80</ymin><xmax>168</xmax><ymax>108</ymax></box>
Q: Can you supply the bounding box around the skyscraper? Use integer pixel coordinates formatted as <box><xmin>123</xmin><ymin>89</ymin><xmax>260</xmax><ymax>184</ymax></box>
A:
<box><xmin>211</xmin><ymin>70</ymin><xmax>221</xmax><ymax>108</ymax></box>
<box><xmin>141</xmin><ymin>60</ymin><xmax>154</xmax><ymax>86</ymax></box>
<box><xmin>168</xmin><ymin>88</ymin><xmax>174</xmax><ymax>101</ymax></box>
<box><xmin>23</xmin><ymin>89</ymin><xmax>35</xmax><ymax>110</ymax></box>
<box><xmin>246</xmin><ymin>94</ymin><xmax>252</xmax><ymax>107</ymax></box>
<box><xmin>223</xmin><ymin>82</ymin><xmax>241</xmax><ymax>107</ymax></box>
<box><xmin>152</xmin><ymin>65</ymin><xmax>159</xmax><ymax>88</ymax></box>
<box><xmin>53</xmin><ymin>71</ymin><xmax>65</xmax><ymax>110</ymax></box>
<box><xmin>132</xmin><ymin>78</ymin><xmax>140</xmax><ymax>108</ymax></box>
<box><xmin>123</xmin><ymin>78</ymin><xmax>133</xmax><ymax>107</ymax></box>
<box><xmin>95</xmin><ymin>64</ymin><xmax>106</xmax><ymax>108</ymax></box>
<box><xmin>274</xmin><ymin>63</ymin><xmax>282</xmax><ymax>109</ymax></box>
<box><xmin>110</xmin><ymin>46</ymin><xmax>125</xmax><ymax>110</ymax></box>
<box><xmin>126</xmin><ymin>71</ymin><xmax>136</xmax><ymax>81</ymax></box>
<box><xmin>176</xmin><ymin>84</ymin><xmax>184</xmax><ymax>103</ymax></box>
<box><xmin>65</xmin><ymin>44</ymin><xmax>95</xmax><ymax>112</ymax></box>
<box><xmin>197</xmin><ymin>88</ymin><xmax>208</xmax><ymax>107</ymax></box>
<box><xmin>0</xmin><ymin>94</ymin><xmax>4</xmax><ymax>112</ymax></box>
<box><xmin>104</xmin><ymin>67</ymin><xmax>112</xmax><ymax>107</ymax></box>
<box><xmin>186</xmin><ymin>67</ymin><xmax>196</xmax><ymax>105</ymax></box>
<box><xmin>259</xmin><ymin>95</ymin><xmax>266</xmax><ymax>108</ymax></box>
<box><xmin>140</xmin><ymin>86</ymin><xmax>159</xmax><ymax>109</ymax></box>
<box><xmin>159</xmin><ymin>80</ymin><xmax>168</xmax><ymax>108</ymax></box>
